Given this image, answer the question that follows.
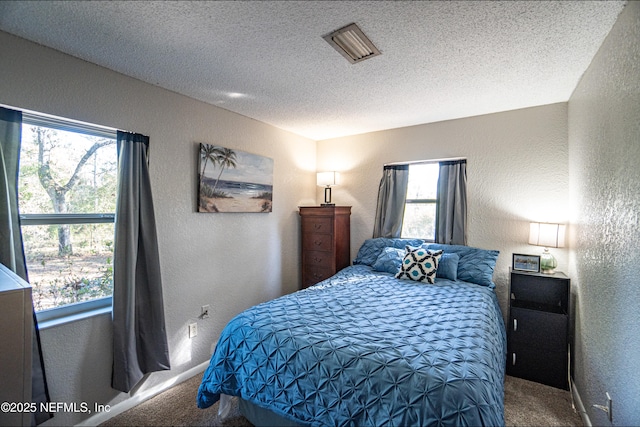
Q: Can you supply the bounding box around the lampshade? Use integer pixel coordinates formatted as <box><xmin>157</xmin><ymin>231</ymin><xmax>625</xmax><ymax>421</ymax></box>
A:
<box><xmin>317</xmin><ymin>171</ymin><xmax>340</xmax><ymax>187</ymax></box>
<box><xmin>529</xmin><ymin>222</ymin><xmax>565</xmax><ymax>274</ymax></box>
<box><xmin>529</xmin><ymin>223</ymin><xmax>566</xmax><ymax>248</ymax></box>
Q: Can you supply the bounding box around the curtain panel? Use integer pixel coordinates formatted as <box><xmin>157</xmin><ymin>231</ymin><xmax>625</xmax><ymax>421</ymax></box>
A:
<box><xmin>0</xmin><ymin>106</ymin><xmax>52</xmax><ymax>425</ymax></box>
<box><xmin>112</xmin><ymin>131</ymin><xmax>170</xmax><ymax>393</ymax></box>
<box><xmin>373</xmin><ymin>165</ymin><xmax>409</xmax><ymax>238</ymax></box>
<box><xmin>0</xmin><ymin>107</ymin><xmax>26</xmax><ymax>277</ymax></box>
<box><xmin>435</xmin><ymin>160</ymin><xmax>467</xmax><ymax>245</ymax></box>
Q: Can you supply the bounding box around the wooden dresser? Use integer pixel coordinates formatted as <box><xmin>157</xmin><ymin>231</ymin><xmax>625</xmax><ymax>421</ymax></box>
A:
<box><xmin>299</xmin><ymin>206</ymin><xmax>351</xmax><ymax>289</ymax></box>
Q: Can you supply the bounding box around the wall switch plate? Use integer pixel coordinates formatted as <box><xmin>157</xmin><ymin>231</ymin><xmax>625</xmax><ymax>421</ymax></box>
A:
<box><xmin>201</xmin><ymin>305</ymin><xmax>210</xmax><ymax>319</ymax></box>
<box><xmin>188</xmin><ymin>322</ymin><xmax>197</xmax><ymax>338</ymax></box>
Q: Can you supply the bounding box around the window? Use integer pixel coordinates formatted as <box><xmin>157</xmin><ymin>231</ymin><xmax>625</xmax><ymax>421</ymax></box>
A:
<box><xmin>400</xmin><ymin>162</ymin><xmax>439</xmax><ymax>240</ymax></box>
<box><xmin>18</xmin><ymin>113</ymin><xmax>117</xmax><ymax>312</ymax></box>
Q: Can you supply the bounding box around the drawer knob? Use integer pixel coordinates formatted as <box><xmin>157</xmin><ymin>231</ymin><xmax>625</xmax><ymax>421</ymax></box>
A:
<box><xmin>314</xmin><ymin>224</ymin><xmax>322</xmax><ymax>230</ymax></box>
<box><xmin>513</xmin><ymin>318</ymin><xmax>518</xmax><ymax>331</ymax></box>
<box><xmin>314</xmin><ymin>240</ymin><xmax>323</xmax><ymax>246</ymax></box>
<box><xmin>313</xmin><ymin>256</ymin><xmax>323</xmax><ymax>263</ymax></box>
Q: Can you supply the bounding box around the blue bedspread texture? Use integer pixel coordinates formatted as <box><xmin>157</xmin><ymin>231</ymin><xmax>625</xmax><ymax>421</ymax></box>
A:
<box><xmin>197</xmin><ymin>265</ymin><xmax>506</xmax><ymax>426</ymax></box>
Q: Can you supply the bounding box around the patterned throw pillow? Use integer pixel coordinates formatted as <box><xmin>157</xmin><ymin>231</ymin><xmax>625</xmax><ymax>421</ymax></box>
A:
<box><xmin>395</xmin><ymin>246</ymin><xmax>443</xmax><ymax>284</ymax></box>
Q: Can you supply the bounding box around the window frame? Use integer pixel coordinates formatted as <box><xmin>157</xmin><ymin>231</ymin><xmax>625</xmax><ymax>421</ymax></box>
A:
<box><xmin>18</xmin><ymin>111</ymin><xmax>118</xmax><ymax>326</ymax></box>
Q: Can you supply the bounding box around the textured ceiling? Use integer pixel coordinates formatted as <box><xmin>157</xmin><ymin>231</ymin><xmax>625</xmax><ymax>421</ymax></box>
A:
<box><xmin>0</xmin><ymin>1</ymin><xmax>626</xmax><ymax>140</ymax></box>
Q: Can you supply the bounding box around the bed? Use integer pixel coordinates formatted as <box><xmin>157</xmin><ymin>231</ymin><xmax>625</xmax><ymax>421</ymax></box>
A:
<box><xmin>197</xmin><ymin>238</ymin><xmax>506</xmax><ymax>426</ymax></box>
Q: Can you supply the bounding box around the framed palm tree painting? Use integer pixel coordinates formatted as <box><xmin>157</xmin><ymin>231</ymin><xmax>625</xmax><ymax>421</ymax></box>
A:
<box><xmin>198</xmin><ymin>144</ymin><xmax>274</xmax><ymax>213</ymax></box>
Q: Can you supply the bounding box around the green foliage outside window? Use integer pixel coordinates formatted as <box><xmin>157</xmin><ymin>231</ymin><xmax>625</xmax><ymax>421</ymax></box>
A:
<box><xmin>19</xmin><ymin>123</ymin><xmax>117</xmax><ymax>311</ymax></box>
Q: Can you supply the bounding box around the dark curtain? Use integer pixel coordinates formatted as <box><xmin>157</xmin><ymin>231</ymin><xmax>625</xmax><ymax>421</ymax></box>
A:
<box><xmin>373</xmin><ymin>165</ymin><xmax>409</xmax><ymax>238</ymax></box>
<box><xmin>0</xmin><ymin>106</ymin><xmax>52</xmax><ymax>425</ymax></box>
<box><xmin>435</xmin><ymin>160</ymin><xmax>467</xmax><ymax>245</ymax></box>
<box><xmin>112</xmin><ymin>131</ymin><xmax>170</xmax><ymax>393</ymax></box>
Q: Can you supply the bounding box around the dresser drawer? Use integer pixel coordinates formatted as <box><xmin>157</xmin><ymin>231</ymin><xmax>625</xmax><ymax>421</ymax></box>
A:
<box><xmin>302</xmin><ymin>234</ymin><xmax>333</xmax><ymax>251</ymax></box>
<box><xmin>509</xmin><ymin>306</ymin><xmax>567</xmax><ymax>352</ymax></box>
<box><xmin>302</xmin><ymin>217</ymin><xmax>333</xmax><ymax>235</ymax></box>
<box><xmin>302</xmin><ymin>266</ymin><xmax>333</xmax><ymax>287</ymax></box>
<box><xmin>303</xmin><ymin>250</ymin><xmax>333</xmax><ymax>268</ymax></box>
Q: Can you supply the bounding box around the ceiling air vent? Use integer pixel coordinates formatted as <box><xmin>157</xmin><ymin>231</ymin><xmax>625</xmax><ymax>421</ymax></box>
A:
<box><xmin>323</xmin><ymin>23</ymin><xmax>381</xmax><ymax>64</ymax></box>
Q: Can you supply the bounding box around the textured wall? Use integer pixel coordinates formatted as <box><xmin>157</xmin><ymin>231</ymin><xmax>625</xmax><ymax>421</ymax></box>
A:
<box><xmin>0</xmin><ymin>31</ymin><xmax>316</xmax><ymax>426</ymax></box>
<box><xmin>316</xmin><ymin>103</ymin><xmax>570</xmax><ymax>319</ymax></box>
<box><xmin>568</xmin><ymin>2</ymin><xmax>640</xmax><ymax>425</ymax></box>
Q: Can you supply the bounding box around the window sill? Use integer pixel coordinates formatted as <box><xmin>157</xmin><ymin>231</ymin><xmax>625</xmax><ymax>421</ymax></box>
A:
<box><xmin>36</xmin><ymin>297</ymin><xmax>112</xmax><ymax>330</ymax></box>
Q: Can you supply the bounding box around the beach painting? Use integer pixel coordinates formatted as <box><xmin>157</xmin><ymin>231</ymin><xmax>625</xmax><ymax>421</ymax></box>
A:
<box><xmin>198</xmin><ymin>143</ymin><xmax>273</xmax><ymax>213</ymax></box>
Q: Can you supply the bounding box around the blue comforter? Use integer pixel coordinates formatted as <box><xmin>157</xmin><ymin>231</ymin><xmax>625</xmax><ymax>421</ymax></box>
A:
<box><xmin>197</xmin><ymin>265</ymin><xmax>506</xmax><ymax>426</ymax></box>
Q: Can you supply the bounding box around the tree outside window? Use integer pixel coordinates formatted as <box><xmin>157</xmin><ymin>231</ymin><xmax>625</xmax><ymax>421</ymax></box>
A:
<box><xmin>18</xmin><ymin>119</ymin><xmax>117</xmax><ymax>311</ymax></box>
<box><xmin>401</xmin><ymin>163</ymin><xmax>439</xmax><ymax>240</ymax></box>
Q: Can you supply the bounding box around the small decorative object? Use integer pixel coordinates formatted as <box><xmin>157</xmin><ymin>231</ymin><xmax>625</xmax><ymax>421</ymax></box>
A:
<box><xmin>512</xmin><ymin>253</ymin><xmax>541</xmax><ymax>273</ymax></box>
<box><xmin>317</xmin><ymin>171</ymin><xmax>340</xmax><ymax>206</ymax></box>
<box><xmin>198</xmin><ymin>144</ymin><xmax>273</xmax><ymax>213</ymax></box>
<box><xmin>529</xmin><ymin>222</ymin><xmax>566</xmax><ymax>274</ymax></box>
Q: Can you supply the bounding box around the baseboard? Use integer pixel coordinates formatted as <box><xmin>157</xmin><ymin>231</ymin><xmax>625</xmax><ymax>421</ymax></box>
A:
<box><xmin>76</xmin><ymin>360</ymin><xmax>210</xmax><ymax>426</ymax></box>
<box><xmin>571</xmin><ymin>377</ymin><xmax>592</xmax><ymax>427</ymax></box>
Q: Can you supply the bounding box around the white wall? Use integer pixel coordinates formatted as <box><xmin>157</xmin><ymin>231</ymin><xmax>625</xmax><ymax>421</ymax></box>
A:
<box><xmin>0</xmin><ymin>31</ymin><xmax>316</xmax><ymax>426</ymax></box>
<box><xmin>317</xmin><ymin>103</ymin><xmax>570</xmax><ymax>318</ymax></box>
<box><xmin>568</xmin><ymin>2</ymin><xmax>640</xmax><ymax>425</ymax></box>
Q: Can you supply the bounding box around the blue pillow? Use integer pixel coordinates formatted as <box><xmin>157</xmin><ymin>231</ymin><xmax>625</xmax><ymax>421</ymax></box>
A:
<box><xmin>353</xmin><ymin>238</ymin><xmax>424</xmax><ymax>266</ymax></box>
<box><xmin>372</xmin><ymin>247</ymin><xmax>405</xmax><ymax>274</ymax></box>
<box><xmin>372</xmin><ymin>247</ymin><xmax>460</xmax><ymax>281</ymax></box>
<box><xmin>425</xmin><ymin>243</ymin><xmax>499</xmax><ymax>288</ymax></box>
<box><xmin>436</xmin><ymin>253</ymin><xmax>460</xmax><ymax>281</ymax></box>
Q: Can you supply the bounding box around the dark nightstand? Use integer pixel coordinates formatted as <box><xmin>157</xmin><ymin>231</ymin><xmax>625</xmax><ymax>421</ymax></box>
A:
<box><xmin>507</xmin><ymin>269</ymin><xmax>570</xmax><ymax>390</ymax></box>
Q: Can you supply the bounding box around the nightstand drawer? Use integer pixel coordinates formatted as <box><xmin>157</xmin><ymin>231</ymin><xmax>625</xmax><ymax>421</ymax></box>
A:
<box><xmin>303</xmin><ymin>234</ymin><xmax>333</xmax><ymax>251</ymax></box>
<box><xmin>509</xmin><ymin>306</ymin><xmax>567</xmax><ymax>352</ymax></box>
<box><xmin>302</xmin><ymin>217</ymin><xmax>333</xmax><ymax>234</ymax></box>
<box><xmin>507</xmin><ymin>347</ymin><xmax>568</xmax><ymax>389</ymax></box>
<box><xmin>304</xmin><ymin>250</ymin><xmax>333</xmax><ymax>268</ymax></box>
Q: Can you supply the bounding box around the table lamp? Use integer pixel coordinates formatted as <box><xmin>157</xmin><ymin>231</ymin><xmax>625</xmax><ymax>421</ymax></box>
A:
<box><xmin>317</xmin><ymin>172</ymin><xmax>339</xmax><ymax>206</ymax></box>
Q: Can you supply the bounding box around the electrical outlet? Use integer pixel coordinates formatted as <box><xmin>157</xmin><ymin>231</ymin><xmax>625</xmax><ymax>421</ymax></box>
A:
<box><xmin>188</xmin><ymin>322</ymin><xmax>197</xmax><ymax>338</ymax></box>
<box><xmin>201</xmin><ymin>304</ymin><xmax>210</xmax><ymax>319</ymax></box>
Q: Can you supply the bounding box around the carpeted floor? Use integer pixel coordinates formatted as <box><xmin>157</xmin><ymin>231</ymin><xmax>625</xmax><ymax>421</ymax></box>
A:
<box><xmin>101</xmin><ymin>374</ymin><xmax>583</xmax><ymax>426</ymax></box>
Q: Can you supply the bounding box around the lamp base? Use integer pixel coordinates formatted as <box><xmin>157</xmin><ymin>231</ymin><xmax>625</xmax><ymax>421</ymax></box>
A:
<box><xmin>320</xmin><ymin>203</ymin><xmax>335</xmax><ymax>207</ymax></box>
<box><xmin>323</xmin><ymin>186</ymin><xmax>333</xmax><ymax>205</ymax></box>
<box><xmin>540</xmin><ymin>248</ymin><xmax>557</xmax><ymax>274</ymax></box>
